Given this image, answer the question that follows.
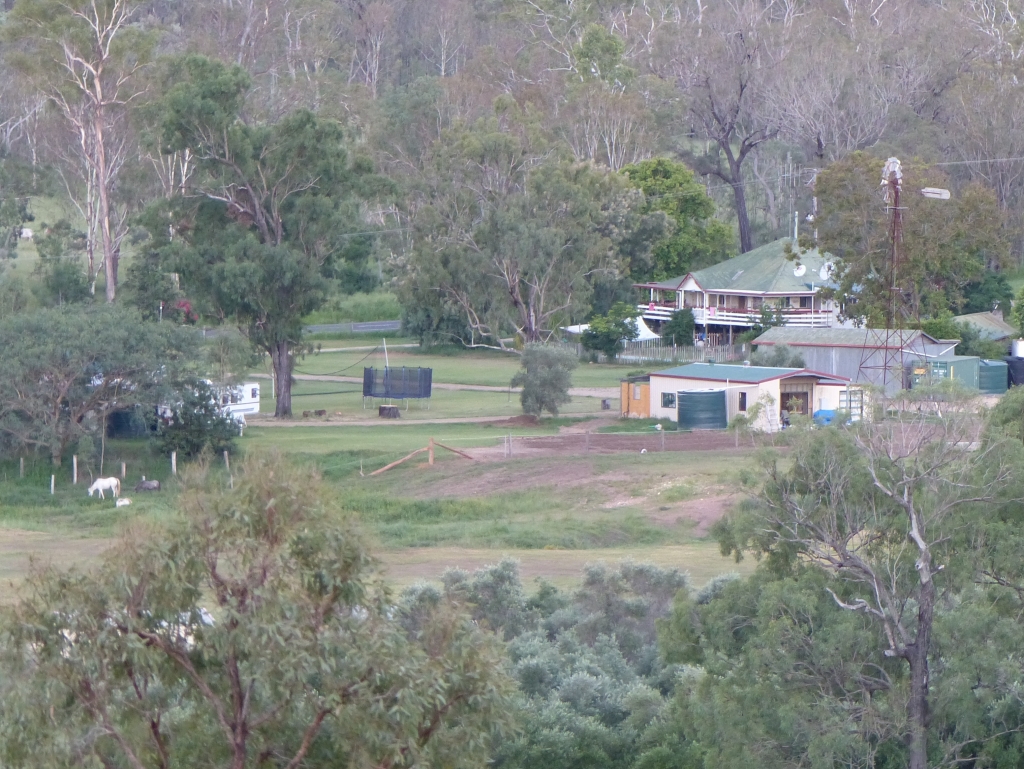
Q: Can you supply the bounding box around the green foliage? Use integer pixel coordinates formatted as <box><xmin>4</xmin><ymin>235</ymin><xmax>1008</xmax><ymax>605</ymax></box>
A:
<box><xmin>157</xmin><ymin>379</ymin><xmax>238</xmax><ymax>458</ymax></box>
<box><xmin>0</xmin><ymin>163</ymin><xmax>31</xmax><ymax>264</ymax></box>
<box><xmin>574</xmin><ymin>25</ymin><xmax>634</xmax><ymax>85</ymax></box>
<box><xmin>808</xmin><ymin>152</ymin><xmax>1009</xmax><ymax>323</ymax></box>
<box><xmin>0</xmin><ymin>454</ymin><xmax>516</xmax><ymax>769</ymax></box>
<box><xmin>1013</xmin><ymin>286</ymin><xmax>1024</xmax><ymax>336</ymax></box>
<box><xmin>621</xmin><ymin>158</ymin><xmax>732</xmax><ymax>281</ymax></box>
<box><xmin>962</xmin><ymin>271</ymin><xmax>1014</xmax><ymax>314</ymax></box>
<box><xmin>120</xmin><ymin>247</ymin><xmax>183</xmax><ymax>322</ymax></box>
<box><xmin>511</xmin><ymin>344</ymin><xmax>578</xmax><ymax>417</ymax></box>
<box><xmin>987</xmin><ymin>385</ymin><xmax>1024</xmax><ymax>444</ymax></box>
<box><xmin>0</xmin><ymin>305</ymin><xmax>199</xmax><ymax>464</ymax></box>
<box><xmin>303</xmin><ymin>291</ymin><xmax>402</xmax><ymax>324</ymax></box>
<box><xmin>147</xmin><ymin>55</ymin><xmax>382</xmax><ymax>416</ymax></box>
<box><xmin>407</xmin><ymin>559</ymin><xmax>691</xmax><ymax>769</ymax></box>
<box><xmin>921</xmin><ymin>316</ymin><xmax>1008</xmax><ymax>358</ymax></box>
<box><xmin>581</xmin><ymin>302</ymin><xmax>640</xmax><ymax>360</ymax></box>
<box><xmin>748</xmin><ymin>343</ymin><xmax>804</xmax><ymax>368</ymax></box>
<box><xmin>402</xmin><ymin>109</ymin><xmax>655</xmax><ymax>348</ymax></box>
<box><xmin>660</xmin><ymin>309</ymin><xmax>695</xmax><ymax>346</ymax></box>
<box><xmin>31</xmin><ymin>221</ymin><xmax>91</xmax><ymax>306</ymax></box>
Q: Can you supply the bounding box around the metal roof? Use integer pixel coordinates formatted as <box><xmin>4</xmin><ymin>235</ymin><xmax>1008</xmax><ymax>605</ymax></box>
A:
<box><xmin>635</xmin><ymin>238</ymin><xmax>834</xmax><ymax>294</ymax></box>
<box><xmin>651</xmin><ymin>362</ymin><xmax>849</xmax><ymax>385</ymax></box>
<box><xmin>952</xmin><ymin>311</ymin><xmax>1018</xmax><ymax>341</ymax></box>
<box><xmin>752</xmin><ymin>327</ymin><xmax>943</xmax><ymax>349</ymax></box>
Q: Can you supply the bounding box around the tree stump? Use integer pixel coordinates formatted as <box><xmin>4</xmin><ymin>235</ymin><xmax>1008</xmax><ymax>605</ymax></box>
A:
<box><xmin>379</xmin><ymin>405</ymin><xmax>401</xmax><ymax>419</ymax></box>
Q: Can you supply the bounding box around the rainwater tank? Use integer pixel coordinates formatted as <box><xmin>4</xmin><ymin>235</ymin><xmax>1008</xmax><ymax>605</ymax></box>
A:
<box><xmin>677</xmin><ymin>390</ymin><xmax>728</xmax><ymax>430</ymax></box>
<box><xmin>979</xmin><ymin>360</ymin><xmax>1009</xmax><ymax>395</ymax></box>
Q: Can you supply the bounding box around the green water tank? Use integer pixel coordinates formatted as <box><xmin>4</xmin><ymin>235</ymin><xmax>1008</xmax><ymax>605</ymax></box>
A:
<box><xmin>980</xmin><ymin>359</ymin><xmax>1009</xmax><ymax>394</ymax></box>
<box><xmin>677</xmin><ymin>390</ymin><xmax>728</xmax><ymax>430</ymax></box>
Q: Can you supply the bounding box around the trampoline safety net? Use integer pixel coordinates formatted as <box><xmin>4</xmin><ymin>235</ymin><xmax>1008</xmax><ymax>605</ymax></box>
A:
<box><xmin>363</xmin><ymin>367</ymin><xmax>433</xmax><ymax>399</ymax></box>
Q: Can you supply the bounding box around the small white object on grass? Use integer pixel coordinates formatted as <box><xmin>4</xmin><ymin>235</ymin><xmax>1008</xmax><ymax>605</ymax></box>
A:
<box><xmin>640</xmin><ymin>449</ymin><xmax>647</xmax><ymax>454</ymax></box>
<box><xmin>116</xmin><ymin>498</ymin><xmax>132</xmax><ymax>507</ymax></box>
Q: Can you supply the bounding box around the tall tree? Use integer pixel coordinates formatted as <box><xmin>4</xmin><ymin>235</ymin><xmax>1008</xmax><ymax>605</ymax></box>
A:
<box><xmin>0</xmin><ymin>304</ymin><xmax>197</xmax><ymax>465</ymax></box>
<box><xmin>621</xmin><ymin>158</ymin><xmax>732</xmax><ymax>280</ymax></box>
<box><xmin>150</xmin><ymin>55</ymin><xmax>382</xmax><ymax>416</ymax></box>
<box><xmin>668</xmin><ymin>0</ymin><xmax>789</xmax><ymax>253</ymax></box>
<box><xmin>6</xmin><ymin>0</ymin><xmax>155</xmax><ymax>301</ymax></box>
<box><xmin>714</xmin><ymin>389</ymin><xmax>1019</xmax><ymax>769</ymax></box>
<box><xmin>809</xmin><ymin>152</ymin><xmax>1009</xmax><ymax>324</ymax></box>
<box><xmin>0</xmin><ymin>453</ymin><xmax>515</xmax><ymax>768</ymax></box>
<box><xmin>403</xmin><ymin>113</ymin><xmax>651</xmax><ymax>349</ymax></box>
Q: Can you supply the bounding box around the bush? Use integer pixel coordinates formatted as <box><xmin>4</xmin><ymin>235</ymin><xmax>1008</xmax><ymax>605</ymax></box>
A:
<box><xmin>660</xmin><ymin>308</ymin><xmax>695</xmax><ymax>345</ymax></box>
<box><xmin>157</xmin><ymin>380</ymin><xmax>238</xmax><ymax>458</ymax></box>
<box><xmin>581</xmin><ymin>302</ymin><xmax>640</xmax><ymax>361</ymax></box>
<box><xmin>511</xmin><ymin>344</ymin><xmax>578</xmax><ymax>417</ymax></box>
<box><xmin>749</xmin><ymin>343</ymin><xmax>804</xmax><ymax>368</ymax></box>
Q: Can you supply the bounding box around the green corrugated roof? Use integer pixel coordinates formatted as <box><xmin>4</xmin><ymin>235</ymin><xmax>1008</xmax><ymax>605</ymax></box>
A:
<box><xmin>752</xmin><ymin>327</ymin><xmax>942</xmax><ymax>348</ymax></box>
<box><xmin>640</xmin><ymin>239</ymin><xmax>832</xmax><ymax>293</ymax></box>
<box><xmin>653</xmin><ymin>362</ymin><xmax>804</xmax><ymax>383</ymax></box>
<box><xmin>952</xmin><ymin>311</ymin><xmax>1017</xmax><ymax>341</ymax></box>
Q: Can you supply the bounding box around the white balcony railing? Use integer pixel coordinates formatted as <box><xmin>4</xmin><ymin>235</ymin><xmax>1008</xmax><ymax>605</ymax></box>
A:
<box><xmin>638</xmin><ymin>304</ymin><xmax>838</xmax><ymax>328</ymax></box>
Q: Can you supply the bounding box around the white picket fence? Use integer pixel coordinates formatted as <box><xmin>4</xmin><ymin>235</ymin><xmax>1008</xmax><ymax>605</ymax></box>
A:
<box><xmin>575</xmin><ymin>339</ymin><xmax>749</xmax><ymax>364</ymax></box>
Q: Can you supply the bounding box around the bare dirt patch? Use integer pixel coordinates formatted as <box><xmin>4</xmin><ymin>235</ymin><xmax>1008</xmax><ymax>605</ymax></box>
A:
<box><xmin>644</xmin><ymin>494</ymin><xmax>740</xmax><ymax>537</ymax></box>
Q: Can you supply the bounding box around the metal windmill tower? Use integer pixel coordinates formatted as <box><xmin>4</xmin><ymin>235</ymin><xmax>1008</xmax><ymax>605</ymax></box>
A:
<box><xmin>856</xmin><ymin>158</ymin><xmax>950</xmax><ymax>392</ymax></box>
<box><xmin>855</xmin><ymin>157</ymin><xmax>916</xmax><ymax>391</ymax></box>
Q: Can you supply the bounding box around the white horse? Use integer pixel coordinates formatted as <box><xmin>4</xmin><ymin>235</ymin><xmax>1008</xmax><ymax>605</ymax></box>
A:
<box><xmin>87</xmin><ymin>477</ymin><xmax>120</xmax><ymax>499</ymax></box>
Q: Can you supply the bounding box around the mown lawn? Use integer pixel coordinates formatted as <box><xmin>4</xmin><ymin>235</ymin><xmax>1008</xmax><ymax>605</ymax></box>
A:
<box><xmin>286</xmin><ymin>347</ymin><xmax>643</xmax><ymax>388</ymax></box>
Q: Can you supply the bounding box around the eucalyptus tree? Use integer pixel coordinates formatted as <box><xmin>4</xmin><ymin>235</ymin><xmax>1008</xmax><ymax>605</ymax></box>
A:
<box><xmin>6</xmin><ymin>0</ymin><xmax>156</xmax><ymax>301</ymax></box>
<box><xmin>0</xmin><ymin>454</ymin><xmax>515</xmax><ymax>769</ymax></box>
<box><xmin>0</xmin><ymin>304</ymin><xmax>197</xmax><ymax>465</ymax></box>
<box><xmin>713</xmin><ymin>385</ymin><xmax>1021</xmax><ymax>769</ymax></box>
<box><xmin>148</xmin><ymin>55</ymin><xmax>385</xmax><ymax>416</ymax></box>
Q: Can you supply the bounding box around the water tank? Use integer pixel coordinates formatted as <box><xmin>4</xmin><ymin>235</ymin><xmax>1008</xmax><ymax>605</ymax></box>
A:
<box><xmin>677</xmin><ymin>390</ymin><xmax>728</xmax><ymax>430</ymax></box>
<box><xmin>1006</xmin><ymin>357</ymin><xmax>1024</xmax><ymax>387</ymax></box>
<box><xmin>1013</xmin><ymin>339</ymin><xmax>1024</xmax><ymax>358</ymax></box>
<box><xmin>979</xmin><ymin>360</ymin><xmax>1009</xmax><ymax>395</ymax></box>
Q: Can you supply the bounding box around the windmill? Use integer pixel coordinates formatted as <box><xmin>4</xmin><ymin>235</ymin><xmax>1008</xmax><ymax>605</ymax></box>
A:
<box><xmin>856</xmin><ymin>158</ymin><xmax>950</xmax><ymax>392</ymax></box>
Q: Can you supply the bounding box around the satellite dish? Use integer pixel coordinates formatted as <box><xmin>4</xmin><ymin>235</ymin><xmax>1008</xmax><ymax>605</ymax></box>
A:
<box><xmin>793</xmin><ymin>264</ymin><xmax>807</xmax><ymax>277</ymax></box>
<box><xmin>819</xmin><ymin>262</ymin><xmax>834</xmax><ymax>281</ymax></box>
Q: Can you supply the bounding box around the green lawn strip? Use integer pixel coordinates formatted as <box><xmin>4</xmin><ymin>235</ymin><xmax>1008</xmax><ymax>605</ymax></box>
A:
<box><xmin>241</xmin><ymin>421</ymin><xmax>559</xmax><ymax>456</ymax></box>
<box><xmin>257</xmin><ymin>379</ymin><xmax>605</xmax><ymax>419</ymax></box>
<box><xmin>288</xmin><ymin>348</ymin><xmax>640</xmax><ymax>388</ymax></box>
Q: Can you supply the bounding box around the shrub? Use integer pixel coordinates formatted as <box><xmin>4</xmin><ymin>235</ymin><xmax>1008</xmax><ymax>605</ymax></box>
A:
<box><xmin>157</xmin><ymin>380</ymin><xmax>238</xmax><ymax>458</ymax></box>
<box><xmin>511</xmin><ymin>344</ymin><xmax>578</xmax><ymax>417</ymax></box>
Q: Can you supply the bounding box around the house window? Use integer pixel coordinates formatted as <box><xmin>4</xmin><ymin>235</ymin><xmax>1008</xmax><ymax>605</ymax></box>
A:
<box><xmin>738</xmin><ymin>296</ymin><xmax>747</xmax><ymax>309</ymax></box>
<box><xmin>633</xmin><ymin>385</ymin><xmax>641</xmax><ymax>400</ymax></box>
<box><xmin>799</xmin><ymin>296</ymin><xmax>811</xmax><ymax>309</ymax></box>
<box><xmin>781</xmin><ymin>297</ymin><xmax>792</xmax><ymax>307</ymax></box>
<box><xmin>739</xmin><ymin>392</ymin><xmax>747</xmax><ymax>411</ymax></box>
<box><xmin>662</xmin><ymin>392</ymin><xmax>676</xmax><ymax>408</ymax></box>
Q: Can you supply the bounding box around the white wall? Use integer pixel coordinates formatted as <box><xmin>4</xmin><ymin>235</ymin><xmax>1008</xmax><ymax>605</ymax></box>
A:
<box><xmin>649</xmin><ymin>375</ymin><xmax>779</xmax><ymax>430</ymax></box>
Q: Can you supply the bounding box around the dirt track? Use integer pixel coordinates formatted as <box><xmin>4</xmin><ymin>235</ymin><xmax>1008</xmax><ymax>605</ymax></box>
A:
<box><xmin>467</xmin><ymin>429</ymin><xmax>741</xmax><ymax>461</ymax></box>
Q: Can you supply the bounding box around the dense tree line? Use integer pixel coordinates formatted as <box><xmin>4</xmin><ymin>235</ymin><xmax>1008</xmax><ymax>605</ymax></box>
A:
<box><xmin>1</xmin><ymin>0</ymin><xmax>1023</xmax><ymax>410</ymax></box>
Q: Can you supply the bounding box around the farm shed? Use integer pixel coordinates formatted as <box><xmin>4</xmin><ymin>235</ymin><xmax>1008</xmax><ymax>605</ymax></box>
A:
<box><xmin>649</xmin><ymin>362</ymin><xmax>855</xmax><ymax>432</ymax></box>
<box><xmin>952</xmin><ymin>311</ymin><xmax>1017</xmax><ymax>343</ymax></box>
<box><xmin>752</xmin><ymin>327</ymin><xmax>957</xmax><ymax>394</ymax></box>
<box><xmin>621</xmin><ymin>375</ymin><xmax>650</xmax><ymax>418</ymax></box>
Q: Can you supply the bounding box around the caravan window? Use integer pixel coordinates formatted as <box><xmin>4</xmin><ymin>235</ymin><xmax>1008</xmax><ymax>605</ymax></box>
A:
<box><xmin>251</xmin><ymin>388</ymin><xmax>258</xmax><ymax>399</ymax></box>
<box><xmin>662</xmin><ymin>392</ymin><xmax>676</xmax><ymax>408</ymax></box>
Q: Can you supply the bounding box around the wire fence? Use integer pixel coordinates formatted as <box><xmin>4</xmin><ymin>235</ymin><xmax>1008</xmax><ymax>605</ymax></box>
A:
<box><xmin>570</xmin><ymin>340</ymin><xmax>750</xmax><ymax>365</ymax></box>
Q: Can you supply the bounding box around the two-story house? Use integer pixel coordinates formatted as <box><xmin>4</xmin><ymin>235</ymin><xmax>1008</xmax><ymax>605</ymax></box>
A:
<box><xmin>634</xmin><ymin>238</ymin><xmax>847</xmax><ymax>341</ymax></box>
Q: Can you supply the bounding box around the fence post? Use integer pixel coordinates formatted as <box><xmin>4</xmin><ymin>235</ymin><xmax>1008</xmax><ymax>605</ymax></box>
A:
<box><xmin>121</xmin><ymin>462</ymin><xmax>126</xmax><ymax>479</ymax></box>
<box><xmin>428</xmin><ymin>438</ymin><xmax>435</xmax><ymax>465</ymax></box>
<box><xmin>585</xmin><ymin>431</ymin><xmax>590</xmax><ymax>452</ymax></box>
<box><xmin>50</xmin><ymin>475</ymin><xmax>55</xmax><ymax>495</ymax></box>
<box><xmin>171</xmin><ymin>451</ymin><xmax>177</xmax><ymax>476</ymax></box>
<box><xmin>19</xmin><ymin>457</ymin><xmax>24</xmax><ymax>479</ymax></box>
<box><xmin>73</xmin><ymin>455</ymin><xmax>78</xmax><ymax>485</ymax></box>
<box><xmin>661</xmin><ymin>430</ymin><xmax>666</xmax><ymax>452</ymax></box>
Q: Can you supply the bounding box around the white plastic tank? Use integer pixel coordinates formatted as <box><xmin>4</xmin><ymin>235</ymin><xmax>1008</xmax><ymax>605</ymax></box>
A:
<box><xmin>1013</xmin><ymin>339</ymin><xmax>1024</xmax><ymax>358</ymax></box>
